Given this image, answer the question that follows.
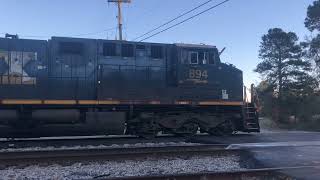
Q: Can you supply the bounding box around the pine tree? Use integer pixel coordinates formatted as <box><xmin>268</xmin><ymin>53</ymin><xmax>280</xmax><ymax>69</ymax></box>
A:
<box><xmin>305</xmin><ymin>0</ymin><xmax>320</xmax><ymax>78</ymax></box>
<box><xmin>305</xmin><ymin>0</ymin><xmax>320</xmax><ymax>32</ymax></box>
<box><xmin>255</xmin><ymin>28</ymin><xmax>317</xmax><ymax>121</ymax></box>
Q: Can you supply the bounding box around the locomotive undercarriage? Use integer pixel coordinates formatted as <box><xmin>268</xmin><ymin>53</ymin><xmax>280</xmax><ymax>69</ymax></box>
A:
<box><xmin>126</xmin><ymin>111</ymin><xmax>242</xmax><ymax>137</ymax></box>
<box><xmin>0</xmin><ymin>104</ymin><xmax>247</xmax><ymax>138</ymax></box>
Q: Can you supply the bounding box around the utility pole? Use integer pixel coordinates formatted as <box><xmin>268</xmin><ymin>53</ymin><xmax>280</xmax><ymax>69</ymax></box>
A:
<box><xmin>108</xmin><ymin>0</ymin><xmax>131</xmax><ymax>41</ymax></box>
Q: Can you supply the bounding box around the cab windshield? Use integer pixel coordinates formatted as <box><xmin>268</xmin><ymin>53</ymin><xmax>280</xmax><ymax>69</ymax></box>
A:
<box><xmin>181</xmin><ymin>49</ymin><xmax>218</xmax><ymax>65</ymax></box>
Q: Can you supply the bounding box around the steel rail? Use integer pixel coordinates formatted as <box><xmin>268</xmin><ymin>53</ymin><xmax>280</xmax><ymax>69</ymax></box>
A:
<box><xmin>0</xmin><ymin>135</ymin><xmax>207</xmax><ymax>149</ymax></box>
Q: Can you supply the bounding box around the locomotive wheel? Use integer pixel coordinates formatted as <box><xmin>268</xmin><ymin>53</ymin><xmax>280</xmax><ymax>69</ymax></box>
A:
<box><xmin>209</xmin><ymin>121</ymin><xmax>234</xmax><ymax>136</ymax></box>
<box><xmin>184</xmin><ymin>122</ymin><xmax>199</xmax><ymax>134</ymax></box>
<box><xmin>139</xmin><ymin>133</ymin><xmax>157</xmax><ymax>139</ymax></box>
<box><xmin>174</xmin><ymin>122</ymin><xmax>199</xmax><ymax>136</ymax></box>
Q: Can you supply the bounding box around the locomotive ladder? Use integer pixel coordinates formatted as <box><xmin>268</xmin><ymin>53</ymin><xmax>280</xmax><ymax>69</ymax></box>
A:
<box><xmin>243</xmin><ymin>103</ymin><xmax>260</xmax><ymax>132</ymax></box>
<box><xmin>243</xmin><ymin>85</ymin><xmax>260</xmax><ymax>132</ymax></box>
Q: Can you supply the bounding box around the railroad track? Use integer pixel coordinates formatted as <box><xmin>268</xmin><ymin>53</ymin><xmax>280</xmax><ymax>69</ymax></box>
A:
<box><xmin>102</xmin><ymin>166</ymin><xmax>320</xmax><ymax>180</ymax></box>
<box><xmin>0</xmin><ymin>134</ymin><xmax>217</xmax><ymax>149</ymax></box>
<box><xmin>2</xmin><ymin>142</ymin><xmax>319</xmax><ymax>179</ymax></box>
<box><xmin>0</xmin><ymin>144</ymin><xmax>236</xmax><ymax>167</ymax></box>
<box><xmin>0</xmin><ymin>135</ymin><xmax>205</xmax><ymax>149</ymax></box>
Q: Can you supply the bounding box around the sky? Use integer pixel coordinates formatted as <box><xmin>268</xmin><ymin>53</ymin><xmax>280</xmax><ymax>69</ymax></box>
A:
<box><xmin>0</xmin><ymin>0</ymin><xmax>315</xmax><ymax>86</ymax></box>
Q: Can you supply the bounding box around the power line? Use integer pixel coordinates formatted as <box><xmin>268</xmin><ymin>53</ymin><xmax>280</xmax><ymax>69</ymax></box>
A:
<box><xmin>132</xmin><ymin>0</ymin><xmax>215</xmax><ymax>41</ymax></box>
<box><xmin>139</xmin><ymin>0</ymin><xmax>231</xmax><ymax>42</ymax></box>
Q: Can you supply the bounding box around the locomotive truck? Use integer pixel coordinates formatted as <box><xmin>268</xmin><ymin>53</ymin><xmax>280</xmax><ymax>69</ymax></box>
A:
<box><xmin>0</xmin><ymin>35</ymin><xmax>260</xmax><ymax>138</ymax></box>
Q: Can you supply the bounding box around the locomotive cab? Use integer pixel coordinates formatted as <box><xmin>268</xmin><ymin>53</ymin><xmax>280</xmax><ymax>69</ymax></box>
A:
<box><xmin>174</xmin><ymin>44</ymin><xmax>243</xmax><ymax>102</ymax></box>
<box><xmin>176</xmin><ymin>44</ymin><xmax>219</xmax><ymax>84</ymax></box>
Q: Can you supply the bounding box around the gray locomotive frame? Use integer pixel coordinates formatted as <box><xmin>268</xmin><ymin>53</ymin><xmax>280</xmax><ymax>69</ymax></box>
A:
<box><xmin>0</xmin><ymin>37</ymin><xmax>258</xmax><ymax>137</ymax></box>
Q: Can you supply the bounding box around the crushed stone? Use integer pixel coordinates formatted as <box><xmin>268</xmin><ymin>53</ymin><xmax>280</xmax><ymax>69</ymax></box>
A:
<box><xmin>0</xmin><ymin>155</ymin><xmax>242</xmax><ymax>179</ymax></box>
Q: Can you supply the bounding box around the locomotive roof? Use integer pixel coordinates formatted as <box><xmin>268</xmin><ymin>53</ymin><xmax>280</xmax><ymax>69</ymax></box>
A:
<box><xmin>174</xmin><ymin>43</ymin><xmax>216</xmax><ymax>49</ymax></box>
<box><xmin>1</xmin><ymin>36</ymin><xmax>217</xmax><ymax>49</ymax></box>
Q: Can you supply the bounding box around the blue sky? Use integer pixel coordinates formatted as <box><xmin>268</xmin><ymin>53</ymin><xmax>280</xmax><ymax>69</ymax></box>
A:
<box><xmin>0</xmin><ymin>0</ymin><xmax>315</xmax><ymax>86</ymax></box>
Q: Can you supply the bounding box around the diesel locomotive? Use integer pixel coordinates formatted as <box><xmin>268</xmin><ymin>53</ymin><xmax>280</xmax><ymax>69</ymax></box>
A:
<box><xmin>0</xmin><ymin>35</ymin><xmax>260</xmax><ymax>138</ymax></box>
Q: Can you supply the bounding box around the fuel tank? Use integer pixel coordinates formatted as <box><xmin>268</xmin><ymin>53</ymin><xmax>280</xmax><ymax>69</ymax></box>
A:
<box><xmin>0</xmin><ymin>110</ymin><xmax>126</xmax><ymax>138</ymax></box>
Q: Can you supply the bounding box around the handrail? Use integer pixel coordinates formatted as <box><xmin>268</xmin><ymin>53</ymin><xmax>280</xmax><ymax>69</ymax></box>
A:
<box><xmin>250</xmin><ymin>84</ymin><xmax>261</xmax><ymax>112</ymax></box>
<box><xmin>243</xmin><ymin>86</ymin><xmax>248</xmax><ymax>103</ymax></box>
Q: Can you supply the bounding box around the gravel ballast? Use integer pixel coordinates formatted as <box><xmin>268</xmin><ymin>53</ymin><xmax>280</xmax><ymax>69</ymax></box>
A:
<box><xmin>0</xmin><ymin>155</ymin><xmax>242</xmax><ymax>179</ymax></box>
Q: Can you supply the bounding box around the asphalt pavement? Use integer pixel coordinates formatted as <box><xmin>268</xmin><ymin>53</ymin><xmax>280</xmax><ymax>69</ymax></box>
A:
<box><xmin>192</xmin><ymin>131</ymin><xmax>320</xmax><ymax>180</ymax></box>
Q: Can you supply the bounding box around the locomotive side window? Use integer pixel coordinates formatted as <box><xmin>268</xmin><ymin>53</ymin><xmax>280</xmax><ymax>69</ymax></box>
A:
<box><xmin>59</xmin><ymin>42</ymin><xmax>84</xmax><ymax>55</ymax></box>
<box><xmin>121</xmin><ymin>44</ymin><xmax>134</xmax><ymax>58</ymax></box>
<box><xmin>199</xmin><ymin>52</ymin><xmax>209</xmax><ymax>64</ymax></box>
<box><xmin>103</xmin><ymin>42</ymin><xmax>117</xmax><ymax>56</ymax></box>
<box><xmin>151</xmin><ymin>45</ymin><xmax>163</xmax><ymax>59</ymax></box>
<box><xmin>180</xmin><ymin>50</ymin><xmax>188</xmax><ymax>64</ymax></box>
<box><xmin>184</xmin><ymin>50</ymin><xmax>214</xmax><ymax>65</ymax></box>
<box><xmin>189</xmin><ymin>52</ymin><xmax>198</xmax><ymax>64</ymax></box>
<box><xmin>136</xmin><ymin>44</ymin><xmax>145</xmax><ymax>50</ymax></box>
<box><xmin>209</xmin><ymin>52</ymin><xmax>215</xmax><ymax>64</ymax></box>
<box><xmin>136</xmin><ymin>44</ymin><xmax>146</xmax><ymax>57</ymax></box>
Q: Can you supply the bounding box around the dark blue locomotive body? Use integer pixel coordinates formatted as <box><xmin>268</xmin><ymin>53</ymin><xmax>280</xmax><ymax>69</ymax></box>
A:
<box><xmin>0</xmin><ymin>36</ymin><xmax>259</xmax><ymax>137</ymax></box>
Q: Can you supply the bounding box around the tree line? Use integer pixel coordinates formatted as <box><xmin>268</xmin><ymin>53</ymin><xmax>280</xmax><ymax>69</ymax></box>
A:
<box><xmin>255</xmin><ymin>0</ymin><xmax>320</xmax><ymax>128</ymax></box>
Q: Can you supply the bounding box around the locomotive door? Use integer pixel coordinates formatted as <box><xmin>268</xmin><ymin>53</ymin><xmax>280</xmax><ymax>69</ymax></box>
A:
<box><xmin>175</xmin><ymin>45</ymin><xmax>221</xmax><ymax>101</ymax></box>
<box><xmin>177</xmin><ymin>49</ymin><xmax>210</xmax><ymax>86</ymax></box>
<box><xmin>135</xmin><ymin>44</ymin><xmax>148</xmax><ymax>66</ymax></box>
<box><xmin>48</xmin><ymin>39</ymin><xmax>97</xmax><ymax>100</ymax></box>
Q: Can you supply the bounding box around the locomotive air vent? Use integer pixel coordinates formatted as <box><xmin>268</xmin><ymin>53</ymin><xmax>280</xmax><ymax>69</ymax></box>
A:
<box><xmin>59</xmin><ymin>42</ymin><xmax>84</xmax><ymax>55</ymax></box>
